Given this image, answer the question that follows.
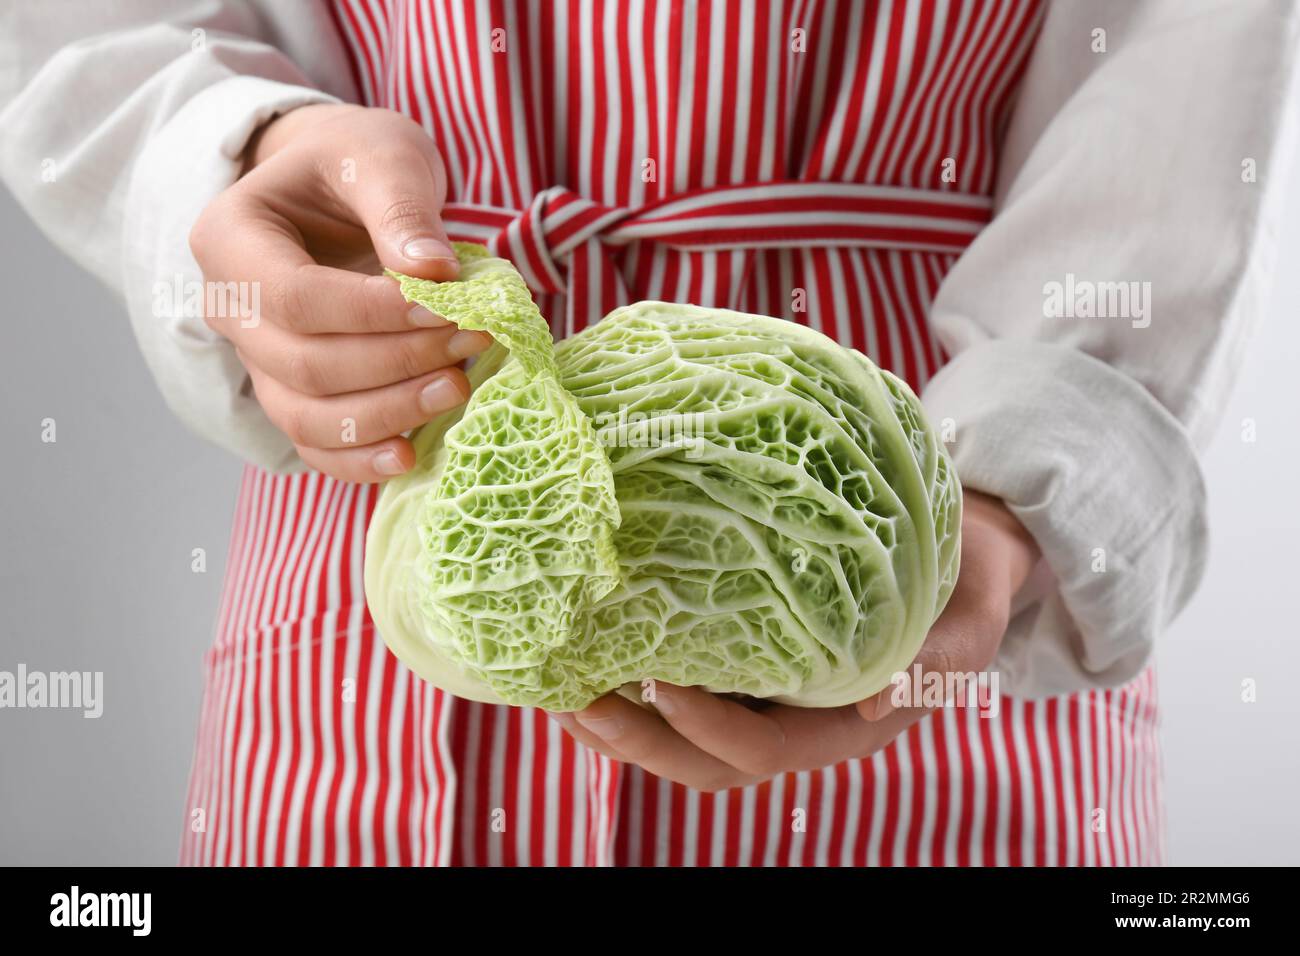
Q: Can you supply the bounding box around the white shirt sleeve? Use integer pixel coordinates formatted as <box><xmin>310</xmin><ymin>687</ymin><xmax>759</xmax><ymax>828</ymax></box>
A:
<box><xmin>0</xmin><ymin>0</ymin><xmax>355</xmax><ymax>470</ymax></box>
<box><xmin>922</xmin><ymin>0</ymin><xmax>1300</xmax><ymax>696</ymax></box>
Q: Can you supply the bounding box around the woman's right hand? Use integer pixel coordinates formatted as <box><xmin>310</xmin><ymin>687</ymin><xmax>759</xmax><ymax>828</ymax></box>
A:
<box><xmin>189</xmin><ymin>103</ymin><xmax>492</xmax><ymax>482</ymax></box>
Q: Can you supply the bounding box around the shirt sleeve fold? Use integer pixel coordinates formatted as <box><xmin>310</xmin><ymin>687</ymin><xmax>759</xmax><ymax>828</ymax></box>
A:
<box><xmin>0</xmin><ymin>1</ymin><xmax>350</xmax><ymax>469</ymax></box>
<box><xmin>923</xmin><ymin>0</ymin><xmax>1300</xmax><ymax>695</ymax></box>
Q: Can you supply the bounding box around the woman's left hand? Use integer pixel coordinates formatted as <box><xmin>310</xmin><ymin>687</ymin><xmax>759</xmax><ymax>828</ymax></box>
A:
<box><xmin>547</xmin><ymin>490</ymin><xmax>1040</xmax><ymax>792</ymax></box>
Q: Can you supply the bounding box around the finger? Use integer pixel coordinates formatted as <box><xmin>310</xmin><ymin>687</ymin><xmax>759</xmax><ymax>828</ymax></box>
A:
<box><xmin>763</xmin><ymin>702</ymin><xmax>924</xmax><ymax>768</ymax></box>
<box><xmin>651</xmin><ymin>684</ymin><xmax>903</xmax><ymax>773</ymax></box>
<box><xmin>644</xmin><ymin>684</ymin><xmax>789</xmax><ymax>777</ymax></box>
<box><xmin>191</xmin><ymin>192</ymin><xmax>447</xmax><ymax>334</ymax></box>
<box><xmin>545</xmin><ymin>712</ymin><xmax>630</xmax><ymax>764</ymax></box>
<box><xmin>245</xmin><ymin>359</ymin><xmax>471</xmax><ymax>450</ymax></box>
<box><xmin>331</xmin><ymin>121</ymin><xmax>460</xmax><ymax>279</ymax></box>
<box><xmin>295</xmin><ymin>436</ymin><xmax>415</xmax><ymax>484</ymax></box>
<box><xmin>235</xmin><ymin>323</ymin><xmax>492</xmax><ymax>397</ymax></box>
<box><xmin>571</xmin><ymin>694</ymin><xmax>761</xmax><ymax>792</ymax></box>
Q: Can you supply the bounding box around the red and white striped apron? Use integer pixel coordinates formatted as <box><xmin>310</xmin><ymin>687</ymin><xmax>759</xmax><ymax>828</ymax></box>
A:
<box><xmin>181</xmin><ymin>0</ymin><xmax>1166</xmax><ymax>866</ymax></box>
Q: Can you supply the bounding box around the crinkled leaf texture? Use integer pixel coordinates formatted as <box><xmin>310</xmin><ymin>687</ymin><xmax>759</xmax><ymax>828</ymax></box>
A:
<box><xmin>366</xmin><ymin>243</ymin><xmax>961</xmax><ymax>712</ymax></box>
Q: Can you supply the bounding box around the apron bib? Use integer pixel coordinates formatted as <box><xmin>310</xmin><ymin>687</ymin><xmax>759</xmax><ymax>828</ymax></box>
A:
<box><xmin>181</xmin><ymin>0</ymin><xmax>1164</xmax><ymax>866</ymax></box>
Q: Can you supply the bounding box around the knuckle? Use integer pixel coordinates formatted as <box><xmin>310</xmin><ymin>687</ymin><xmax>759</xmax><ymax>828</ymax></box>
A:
<box><xmin>927</xmin><ymin>631</ymin><xmax>992</xmax><ymax>683</ymax></box>
<box><xmin>285</xmin><ymin>348</ymin><xmax>328</xmax><ymax>397</ymax></box>
<box><xmin>378</xmin><ymin>195</ymin><xmax>432</xmax><ymax>232</ymax></box>
<box><xmin>270</xmin><ymin>267</ymin><xmax>310</xmax><ymax>331</ymax></box>
<box><xmin>625</xmin><ymin>738</ymin><xmax>667</xmax><ymax>768</ymax></box>
<box><xmin>265</xmin><ymin>272</ymin><xmax>294</xmax><ymax>327</ymax></box>
<box><xmin>277</xmin><ymin>402</ymin><xmax>312</xmax><ymax>447</ymax></box>
<box><xmin>288</xmin><ymin>267</ymin><xmax>315</xmax><ymax>329</ymax></box>
<box><xmin>926</xmin><ymin>644</ymin><xmax>957</xmax><ymax>680</ymax></box>
<box><xmin>373</xmin><ymin>106</ymin><xmax>421</xmax><ymax>132</ymax></box>
<box><xmin>391</xmin><ymin>338</ymin><xmax>431</xmax><ymax>381</ymax></box>
<box><xmin>349</xmin><ymin>277</ymin><xmax>388</xmax><ymax>331</ymax></box>
<box><xmin>371</xmin><ymin>393</ymin><xmax>409</xmax><ymax>440</ymax></box>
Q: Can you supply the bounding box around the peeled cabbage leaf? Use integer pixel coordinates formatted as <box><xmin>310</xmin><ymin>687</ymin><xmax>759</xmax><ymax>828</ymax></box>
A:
<box><xmin>366</xmin><ymin>243</ymin><xmax>960</xmax><ymax>711</ymax></box>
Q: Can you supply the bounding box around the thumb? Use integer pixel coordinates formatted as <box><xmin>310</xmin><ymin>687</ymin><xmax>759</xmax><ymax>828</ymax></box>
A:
<box><xmin>351</xmin><ymin>142</ymin><xmax>460</xmax><ymax>281</ymax></box>
<box><xmin>857</xmin><ymin>543</ymin><xmax>1009</xmax><ymax>722</ymax></box>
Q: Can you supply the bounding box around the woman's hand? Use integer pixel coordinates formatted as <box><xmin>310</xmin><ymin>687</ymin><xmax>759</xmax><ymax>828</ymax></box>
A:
<box><xmin>549</xmin><ymin>490</ymin><xmax>1040</xmax><ymax>792</ymax></box>
<box><xmin>189</xmin><ymin>104</ymin><xmax>491</xmax><ymax>482</ymax></box>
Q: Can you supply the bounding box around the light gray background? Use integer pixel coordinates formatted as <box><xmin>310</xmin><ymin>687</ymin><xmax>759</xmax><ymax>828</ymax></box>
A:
<box><xmin>1</xmin><ymin>179</ymin><xmax>1297</xmax><ymax>866</ymax></box>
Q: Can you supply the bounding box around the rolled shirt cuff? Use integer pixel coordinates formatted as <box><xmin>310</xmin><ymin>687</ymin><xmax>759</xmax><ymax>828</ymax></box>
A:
<box><xmin>121</xmin><ymin>75</ymin><xmax>339</xmax><ymax>472</ymax></box>
<box><xmin>922</xmin><ymin>339</ymin><xmax>1209</xmax><ymax>697</ymax></box>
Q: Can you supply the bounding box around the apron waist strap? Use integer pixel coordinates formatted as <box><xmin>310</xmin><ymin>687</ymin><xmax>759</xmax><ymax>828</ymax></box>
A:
<box><xmin>441</xmin><ymin>180</ymin><xmax>990</xmax><ymax>318</ymax></box>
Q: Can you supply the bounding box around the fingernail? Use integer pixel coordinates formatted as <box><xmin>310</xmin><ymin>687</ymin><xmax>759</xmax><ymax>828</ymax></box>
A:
<box><xmin>419</xmin><ymin>375</ymin><xmax>464</xmax><ymax>415</ymax></box>
<box><xmin>401</xmin><ymin>237</ymin><xmax>457</xmax><ymax>261</ymax></box>
<box><xmin>407</xmin><ymin>304</ymin><xmax>448</xmax><ymax>327</ymax></box>
<box><xmin>373</xmin><ymin>449</ymin><xmax>407</xmax><ymax>476</ymax></box>
<box><xmin>576</xmin><ymin>714</ymin><xmax>624</xmax><ymax>742</ymax></box>
<box><xmin>870</xmin><ymin>674</ymin><xmax>906</xmax><ymax>721</ymax></box>
<box><xmin>448</xmin><ymin>329</ymin><xmax>492</xmax><ymax>360</ymax></box>
<box><xmin>548</xmin><ymin>711</ymin><xmax>576</xmax><ymax>731</ymax></box>
<box><xmin>652</xmin><ymin>690</ymin><xmax>675</xmax><ymax>716</ymax></box>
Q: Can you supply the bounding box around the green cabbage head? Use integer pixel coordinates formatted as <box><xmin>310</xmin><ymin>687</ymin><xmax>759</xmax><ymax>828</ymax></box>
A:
<box><xmin>365</xmin><ymin>244</ymin><xmax>960</xmax><ymax>712</ymax></box>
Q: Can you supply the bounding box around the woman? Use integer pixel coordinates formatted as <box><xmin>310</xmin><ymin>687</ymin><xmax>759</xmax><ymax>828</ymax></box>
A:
<box><xmin>2</xmin><ymin>0</ymin><xmax>1295</xmax><ymax>865</ymax></box>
